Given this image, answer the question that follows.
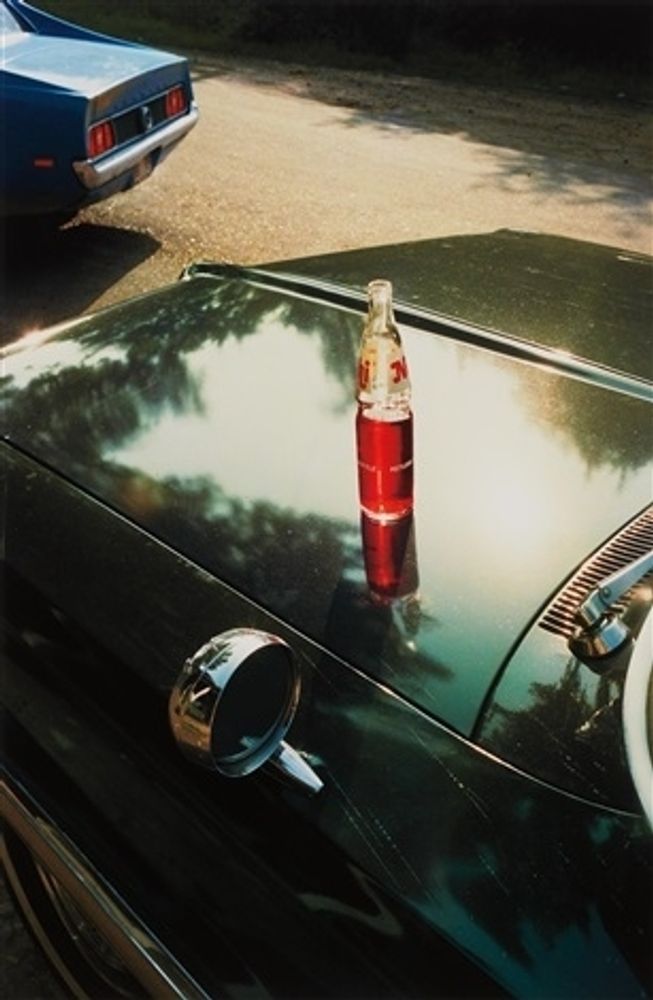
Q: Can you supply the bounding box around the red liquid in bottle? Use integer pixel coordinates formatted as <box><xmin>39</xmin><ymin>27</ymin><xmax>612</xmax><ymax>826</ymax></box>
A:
<box><xmin>361</xmin><ymin>511</ymin><xmax>417</xmax><ymax>599</ymax></box>
<box><xmin>356</xmin><ymin>407</ymin><xmax>413</xmax><ymax>520</ymax></box>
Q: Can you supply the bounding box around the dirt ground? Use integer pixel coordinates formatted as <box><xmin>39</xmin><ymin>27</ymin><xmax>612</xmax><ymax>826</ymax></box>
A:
<box><xmin>3</xmin><ymin>54</ymin><xmax>651</xmax><ymax>345</ymax></box>
<box><xmin>221</xmin><ymin>55</ymin><xmax>653</xmax><ymax>180</ymax></box>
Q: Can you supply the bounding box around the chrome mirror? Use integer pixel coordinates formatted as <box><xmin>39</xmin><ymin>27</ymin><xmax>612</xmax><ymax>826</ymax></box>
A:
<box><xmin>169</xmin><ymin>628</ymin><xmax>322</xmax><ymax>794</ymax></box>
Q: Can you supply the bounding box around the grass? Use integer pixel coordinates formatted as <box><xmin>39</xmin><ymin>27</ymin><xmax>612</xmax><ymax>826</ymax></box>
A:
<box><xmin>31</xmin><ymin>0</ymin><xmax>653</xmax><ymax>104</ymax></box>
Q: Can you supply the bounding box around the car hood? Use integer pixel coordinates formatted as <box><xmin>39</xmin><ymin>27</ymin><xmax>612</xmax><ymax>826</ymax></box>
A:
<box><xmin>2</xmin><ymin>236</ymin><xmax>651</xmax><ymax>736</ymax></box>
<box><xmin>0</xmin><ymin>31</ymin><xmax>184</xmax><ymax>98</ymax></box>
<box><xmin>275</xmin><ymin>229</ymin><xmax>652</xmax><ymax>384</ymax></box>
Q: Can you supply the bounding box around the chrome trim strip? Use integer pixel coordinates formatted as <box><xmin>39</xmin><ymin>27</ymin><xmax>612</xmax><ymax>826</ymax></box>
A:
<box><xmin>184</xmin><ymin>264</ymin><xmax>653</xmax><ymax>403</ymax></box>
<box><xmin>0</xmin><ymin>774</ymin><xmax>209</xmax><ymax>1000</ymax></box>
<box><xmin>73</xmin><ymin>104</ymin><xmax>199</xmax><ymax>189</ymax></box>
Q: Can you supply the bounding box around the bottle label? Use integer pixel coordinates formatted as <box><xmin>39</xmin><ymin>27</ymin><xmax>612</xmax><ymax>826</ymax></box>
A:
<box><xmin>358</xmin><ymin>337</ymin><xmax>410</xmax><ymax>399</ymax></box>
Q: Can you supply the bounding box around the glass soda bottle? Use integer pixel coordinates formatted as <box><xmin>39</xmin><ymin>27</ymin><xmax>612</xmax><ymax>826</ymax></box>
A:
<box><xmin>356</xmin><ymin>279</ymin><xmax>413</xmax><ymax>521</ymax></box>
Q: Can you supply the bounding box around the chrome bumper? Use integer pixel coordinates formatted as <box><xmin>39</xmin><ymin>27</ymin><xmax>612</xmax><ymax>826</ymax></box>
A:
<box><xmin>73</xmin><ymin>104</ymin><xmax>199</xmax><ymax>190</ymax></box>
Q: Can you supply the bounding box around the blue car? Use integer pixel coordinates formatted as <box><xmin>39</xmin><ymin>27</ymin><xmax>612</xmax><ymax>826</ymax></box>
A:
<box><xmin>0</xmin><ymin>0</ymin><xmax>198</xmax><ymax>216</ymax></box>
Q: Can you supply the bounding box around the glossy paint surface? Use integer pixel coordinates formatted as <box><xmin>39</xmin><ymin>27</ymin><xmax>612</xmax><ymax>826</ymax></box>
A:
<box><xmin>278</xmin><ymin>229</ymin><xmax>653</xmax><ymax>383</ymax></box>
<box><xmin>3</xmin><ymin>255</ymin><xmax>651</xmax><ymax>735</ymax></box>
<box><xmin>1</xmin><ymin>32</ymin><xmax>182</xmax><ymax>95</ymax></box>
<box><xmin>478</xmin><ymin>604</ymin><xmax>652</xmax><ymax>810</ymax></box>
<box><xmin>3</xmin><ymin>233</ymin><xmax>652</xmax><ymax>997</ymax></box>
<box><xmin>3</xmin><ymin>447</ymin><xmax>651</xmax><ymax>997</ymax></box>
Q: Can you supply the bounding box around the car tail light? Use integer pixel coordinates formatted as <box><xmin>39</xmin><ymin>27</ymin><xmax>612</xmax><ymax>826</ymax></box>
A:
<box><xmin>88</xmin><ymin>120</ymin><xmax>116</xmax><ymax>158</ymax></box>
<box><xmin>165</xmin><ymin>86</ymin><xmax>187</xmax><ymax>118</ymax></box>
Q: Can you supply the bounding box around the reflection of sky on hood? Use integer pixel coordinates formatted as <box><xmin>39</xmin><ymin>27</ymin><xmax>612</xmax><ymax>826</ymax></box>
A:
<box><xmin>4</xmin><ymin>278</ymin><xmax>651</xmax><ymax>734</ymax></box>
<box><xmin>5</xmin><ymin>335</ymin><xmax>125</xmax><ymax>389</ymax></box>
<box><xmin>107</xmin><ymin>313</ymin><xmax>651</xmax><ymax>695</ymax></box>
<box><xmin>408</xmin><ymin>331</ymin><xmax>648</xmax><ymax>599</ymax></box>
<box><xmin>108</xmin><ymin>319</ymin><xmax>357</xmax><ymax>519</ymax></box>
<box><xmin>109</xmin><ymin>317</ymin><xmax>649</xmax><ymax>555</ymax></box>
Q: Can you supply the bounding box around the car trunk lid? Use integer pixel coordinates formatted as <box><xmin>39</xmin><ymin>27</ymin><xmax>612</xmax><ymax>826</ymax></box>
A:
<box><xmin>1</xmin><ymin>32</ymin><xmax>186</xmax><ymax>110</ymax></box>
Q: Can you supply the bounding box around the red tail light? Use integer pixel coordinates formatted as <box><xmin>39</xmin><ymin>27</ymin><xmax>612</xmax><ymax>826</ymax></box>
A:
<box><xmin>88</xmin><ymin>120</ymin><xmax>116</xmax><ymax>158</ymax></box>
<box><xmin>165</xmin><ymin>85</ymin><xmax>187</xmax><ymax>118</ymax></box>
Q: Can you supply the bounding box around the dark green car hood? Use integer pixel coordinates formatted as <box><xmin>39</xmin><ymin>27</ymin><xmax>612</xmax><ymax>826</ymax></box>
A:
<box><xmin>277</xmin><ymin>229</ymin><xmax>653</xmax><ymax>383</ymax></box>
<box><xmin>2</xmin><ymin>231</ymin><xmax>652</xmax><ymax>736</ymax></box>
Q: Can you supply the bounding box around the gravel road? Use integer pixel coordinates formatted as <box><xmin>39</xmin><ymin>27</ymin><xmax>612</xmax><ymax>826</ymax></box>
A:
<box><xmin>3</xmin><ymin>53</ymin><xmax>651</xmax><ymax>344</ymax></box>
<box><xmin>2</xmin><ymin>53</ymin><xmax>651</xmax><ymax>997</ymax></box>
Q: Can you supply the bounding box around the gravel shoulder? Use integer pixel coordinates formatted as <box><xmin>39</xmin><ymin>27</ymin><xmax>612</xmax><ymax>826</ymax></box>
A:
<box><xmin>204</xmin><ymin>54</ymin><xmax>653</xmax><ymax>179</ymax></box>
<box><xmin>3</xmin><ymin>55</ymin><xmax>651</xmax><ymax>345</ymax></box>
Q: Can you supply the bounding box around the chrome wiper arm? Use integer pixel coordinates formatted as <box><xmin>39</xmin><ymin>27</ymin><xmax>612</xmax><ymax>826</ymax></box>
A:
<box><xmin>571</xmin><ymin>548</ymin><xmax>653</xmax><ymax>660</ymax></box>
<box><xmin>576</xmin><ymin>549</ymin><xmax>653</xmax><ymax>629</ymax></box>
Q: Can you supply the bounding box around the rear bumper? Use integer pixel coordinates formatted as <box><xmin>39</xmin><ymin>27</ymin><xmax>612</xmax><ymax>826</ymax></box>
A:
<box><xmin>73</xmin><ymin>104</ymin><xmax>198</xmax><ymax>190</ymax></box>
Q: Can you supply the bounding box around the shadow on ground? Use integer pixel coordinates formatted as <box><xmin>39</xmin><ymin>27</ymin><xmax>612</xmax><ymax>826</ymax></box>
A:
<box><xmin>1</xmin><ymin>875</ymin><xmax>68</xmax><ymax>1000</ymax></box>
<box><xmin>188</xmin><ymin>54</ymin><xmax>652</xmax><ymax>222</ymax></box>
<box><xmin>1</xmin><ymin>220</ymin><xmax>160</xmax><ymax>345</ymax></box>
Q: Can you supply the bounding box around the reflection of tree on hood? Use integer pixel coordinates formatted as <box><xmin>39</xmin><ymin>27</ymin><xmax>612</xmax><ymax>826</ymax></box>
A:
<box><xmin>519</xmin><ymin>369</ymin><xmax>652</xmax><ymax>475</ymax></box>
<box><xmin>2</xmin><ymin>278</ymin><xmax>256</xmax><ymax>463</ymax></box>
<box><xmin>1</xmin><ymin>272</ymin><xmax>359</xmax><ymax>461</ymax></box>
<box><xmin>4</xmin><ymin>260</ymin><xmax>650</xmax><ymax>478</ymax></box>
<box><xmin>0</xmin><ymin>267</ymin><xmax>398</xmax><ymax>658</ymax></box>
<box><xmin>291</xmin><ymin>230</ymin><xmax>653</xmax><ymax>474</ymax></box>
<box><xmin>145</xmin><ymin>472</ymin><xmax>355</xmax><ymax>638</ymax></box>
<box><xmin>298</xmin><ymin>657</ymin><xmax>651</xmax><ymax>989</ymax></box>
<box><xmin>2</xmin><ymin>267</ymin><xmax>453</xmax><ymax>714</ymax></box>
<box><xmin>482</xmin><ymin>658</ymin><xmax>639</xmax><ymax>809</ymax></box>
<box><xmin>438</xmin><ymin>754</ymin><xmax>651</xmax><ymax>981</ymax></box>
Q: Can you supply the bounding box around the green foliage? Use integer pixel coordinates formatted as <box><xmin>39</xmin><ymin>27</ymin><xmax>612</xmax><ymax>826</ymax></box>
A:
<box><xmin>35</xmin><ymin>1</ymin><xmax>652</xmax><ymax>99</ymax></box>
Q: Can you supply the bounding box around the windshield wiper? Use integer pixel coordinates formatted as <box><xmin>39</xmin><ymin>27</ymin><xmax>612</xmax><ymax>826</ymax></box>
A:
<box><xmin>570</xmin><ymin>549</ymin><xmax>653</xmax><ymax>660</ymax></box>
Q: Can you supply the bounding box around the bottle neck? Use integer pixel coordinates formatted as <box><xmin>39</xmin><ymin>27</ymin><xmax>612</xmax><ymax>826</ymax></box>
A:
<box><xmin>357</xmin><ymin>278</ymin><xmax>411</xmax><ymax>410</ymax></box>
<box><xmin>366</xmin><ymin>280</ymin><xmax>395</xmax><ymax>337</ymax></box>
